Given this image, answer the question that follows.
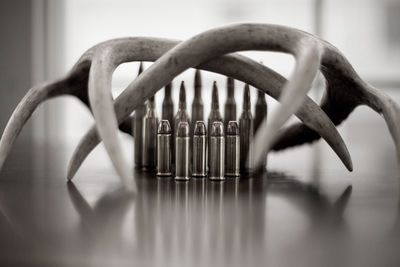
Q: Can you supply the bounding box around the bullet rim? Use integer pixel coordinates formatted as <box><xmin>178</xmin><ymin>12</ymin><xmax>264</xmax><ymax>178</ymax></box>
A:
<box><xmin>174</xmin><ymin>176</ymin><xmax>191</xmax><ymax>180</ymax></box>
<box><xmin>156</xmin><ymin>172</ymin><xmax>172</xmax><ymax>177</ymax></box>
<box><xmin>208</xmin><ymin>176</ymin><xmax>226</xmax><ymax>181</ymax></box>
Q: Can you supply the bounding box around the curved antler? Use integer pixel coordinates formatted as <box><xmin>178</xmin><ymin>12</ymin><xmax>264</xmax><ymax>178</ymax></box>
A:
<box><xmin>272</xmin><ymin>43</ymin><xmax>400</xmax><ymax>165</ymax></box>
<box><xmin>83</xmin><ymin>24</ymin><xmax>333</xmax><ymax>186</ymax></box>
<box><xmin>68</xmin><ymin>48</ymin><xmax>351</xmax><ymax>180</ymax></box>
<box><xmin>0</xmin><ymin>59</ymin><xmax>91</xmax><ymax>170</ymax></box>
<box><xmin>0</xmin><ymin>33</ymin><xmax>351</xmax><ymax>190</ymax></box>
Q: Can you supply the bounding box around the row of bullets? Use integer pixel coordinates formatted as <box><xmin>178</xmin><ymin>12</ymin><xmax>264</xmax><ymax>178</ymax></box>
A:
<box><xmin>133</xmin><ymin>63</ymin><xmax>268</xmax><ymax>179</ymax></box>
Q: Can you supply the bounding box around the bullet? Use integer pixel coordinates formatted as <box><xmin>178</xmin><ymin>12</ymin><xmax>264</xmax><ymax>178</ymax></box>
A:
<box><xmin>175</xmin><ymin>122</ymin><xmax>190</xmax><ymax>180</ymax></box>
<box><xmin>226</xmin><ymin>121</ymin><xmax>240</xmax><ymax>177</ymax></box>
<box><xmin>239</xmin><ymin>84</ymin><xmax>254</xmax><ymax>175</ymax></box>
<box><xmin>142</xmin><ymin>96</ymin><xmax>158</xmax><ymax>171</ymax></box>
<box><xmin>209</xmin><ymin>121</ymin><xmax>225</xmax><ymax>180</ymax></box>
<box><xmin>162</xmin><ymin>83</ymin><xmax>174</xmax><ymax>131</ymax></box>
<box><xmin>191</xmin><ymin>70</ymin><xmax>204</xmax><ymax>136</ymax></box>
<box><xmin>224</xmin><ymin>77</ymin><xmax>236</xmax><ymax>131</ymax></box>
<box><xmin>133</xmin><ymin>62</ymin><xmax>146</xmax><ymax>168</ymax></box>
<box><xmin>208</xmin><ymin>81</ymin><xmax>223</xmax><ymax>170</ymax></box>
<box><xmin>192</xmin><ymin>121</ymin><xmax>207</xmax><ymax>177</ymax></box>
<box><xmin>254</xmin><ymin>90</ymin><xmax>268</xmax><ymax>132</ymax></box>
<box><xmin>254</xmin><ymin>90</ymin><xmax>268</xmax><ymax>171</ymax></box>
<box><xmin>157</xmin><ymin>120</ymin><xmax>172</xmax><ymax>176</ymax></box>
<box><xmin>173</xmin><ymin>81</ymin><xmax>190</xmax><ymax>166</ymax></box>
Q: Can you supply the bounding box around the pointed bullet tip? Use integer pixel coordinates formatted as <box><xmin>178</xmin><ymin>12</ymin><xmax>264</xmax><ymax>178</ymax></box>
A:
<box><xmin>179</xmin><ymin>81</ymin><xmax>186</xmax><ymax>104</ymax></box>
<box><xmin>243</xmin><ymin>84</ymin><xmax>251</xmax><ymax>109</ymax></box>
<box><xmin>227</xmin><ymin>77</ymin><xmax>235</xmax><ymax>96</ymax></box>
<box><xmin>165</xmin><ymin>83</ymin><xmax>172</xmax><ymax>96</ymax></box>
<box><xmin>195</xmin><ymin>69</ymin><xmax>202</xmax><ymax>88</ymax></box>
<box><xmin>138</xmin><ymin>62</ymin><xmax>144</xmax><ymax>74</ymax></box>
<box><xmin>212</xmin><ymin>83</ymin><xmax>218</xmax><ymax>98</ymax></box>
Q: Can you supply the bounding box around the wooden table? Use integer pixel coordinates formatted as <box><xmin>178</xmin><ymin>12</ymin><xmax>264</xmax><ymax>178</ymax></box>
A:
<box><xmin>0</xmin><ymin>90</ymin><xmax>399</xmax><ymax>267</ymax></box>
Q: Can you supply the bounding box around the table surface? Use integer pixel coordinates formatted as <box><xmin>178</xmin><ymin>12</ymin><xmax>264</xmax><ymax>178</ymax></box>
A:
<box><xmin>0</xmin><ymin>91</ymin><xmax>399</xmax><ymax>267</ymax></box>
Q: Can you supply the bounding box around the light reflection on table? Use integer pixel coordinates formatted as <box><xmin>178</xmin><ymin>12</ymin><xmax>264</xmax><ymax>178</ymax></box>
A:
<box><xmin>0</xmin><ymin>91</ymin><xmax>399</xmax><ymax>267</ymax></box>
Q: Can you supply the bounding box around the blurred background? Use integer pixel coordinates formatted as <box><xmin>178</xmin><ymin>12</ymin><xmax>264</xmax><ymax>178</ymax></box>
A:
<box><xmin>2</xmin><ymin>0</ymin><xmax>400</xmax><ymax>143</ymax></box>
<box><xmin>1</xmin><ymin>0</ymin><xmax>400</xmax><ymax>184</ymax></box>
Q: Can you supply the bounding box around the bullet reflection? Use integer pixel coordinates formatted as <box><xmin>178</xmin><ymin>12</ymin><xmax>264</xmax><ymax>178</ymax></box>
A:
<box><xmin>0</xmin><ymin>168</ymin><xmax>383</xmax><ymax>267</ymax></box>
<box><xmin>67</xmin><ymin>182</ymin><xmax>134</xmax><ymax>262</ymax></box>
<box><xmin>64</xmin><ymin>173</ymin><xmax>353</xmax><ymax>267</ymax></box>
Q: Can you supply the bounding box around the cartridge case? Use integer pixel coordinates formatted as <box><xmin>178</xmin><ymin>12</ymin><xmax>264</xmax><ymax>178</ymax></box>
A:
<box><xmin>254</xmin><ymin>90</ymin><xmax>268</xmax><ymax>132</ymax></box>
<box><xmin>239</xmin><ymin>84</ymin><xmax>254</xmax><ymax>175</ymax></box>
<box><xmin>209</xmin><ymin>121</ymin><xmax>225</xmax><ymax>180</ymax></box>
<box><xmin>224</xmin><ymin>77</ymin><xmax>236</xmax><ymax>131</ymax></box>
<box><xmin>162</xmin><ymin>83</ymin><xmax>174</xmax><ymax>130</ymax></box>
<box><xmin>173</xmin><ymin>82</ymin><xmax>190</xmax><ymax>166</ymax></box>
<box><xmin>133</xmin><ymin>62</ymin><xmax>145</xmax><ymax>167</ymax></box>
<box><xmin>225</xmin><ymin>121</ymin><xmax>240</xmax><ymax>177</ymax></box>
<box><xmin>208</xmin><ymin>81</ymin><xmax>223</xmax><ymax>170</ymax></box>
<box><xmin>142</xmin><ymin>96</ymin><xmax>158</xmax><ymax>171</ymax></box>
<box><xmin>191</xmin><ymin>70</ymin><xmax>204</xmax><ymax>135</ymax></box>
<box><xmin>192</xmin><ymin>121</ymin><xmax>207</xmax><ymax>177</ymax></box>
<box><xmin>175</xmin><ymin>122</ymin><xmax>190</xmax><ymax>180</ymax></box>
<box><xmin>254</xmin><ymin>90</ymin><xmax>268</xmax><ymax>171</ymax></box>
<box><xmin>157</xmin><ymin>120</ymin><xmax>172</xmax><ymax>176</ymax></box>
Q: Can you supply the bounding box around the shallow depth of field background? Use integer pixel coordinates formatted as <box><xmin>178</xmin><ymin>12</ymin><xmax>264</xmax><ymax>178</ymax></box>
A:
<box><xmin>1</xmin><ymin>0</ymin><xmax>399</xmax><ymax>178</ymax></box>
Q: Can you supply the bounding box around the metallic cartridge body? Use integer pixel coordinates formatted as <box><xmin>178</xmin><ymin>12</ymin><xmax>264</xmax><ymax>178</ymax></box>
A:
<box><xmin>191</xmin><ymin>70</ymin><xmax>204</xmax><ymax>136</ymax></box>
<box><xmin>209</xmin><ymin>121</ymin><xmax>225</xmax><ymax>180</ymax></box>
<box><xmin>133</xmin><ymin>62</ymin><xmax>145</xmax><ymax>167</ymax></box>
<box><xmin>239</xmin><ymin>84</ymin><xmax>254</xmax><ymax>175</ymax></box>
<box><xmin>162</xmin><ymin>83</ymin><xmax>174</xmax><ymax>130</ymax></box>
<box><xmin>157</xmin><ymin>120</ymin><xmax>172</xmax><ymax>176</ymax></box>
<box><xmin>254</xmin><ymin>90</ymin><xmax>268</xmax><ymax>171</ymax></box>
<box><xmin>254</xmin><ymin>90</ymin><xmax>268</xmax><ymax>132</ymax></box>
<box><xmin>225</xmin><ymin>121</ymin><xmax>240</xmax><ymax>177</ymax></box>
<box><xmin>142</xmin><ymin>96</ymin><xmax>158</xmax><ymax>171</ymax></box>
<box><xmin>173</xmin><ymin>82</ymin><xmax>190</xmax><ymax>166</ymax></box>
<box><xmin>223</xmin><ymin>77</ymin><xmax>236</xmax><ymax>131</ymax></box>
<box><xmin>208</xmin><ymin>82</ymin><xmax>223</xmax><ymax>170</ymax></box>
<box><xmin>175</xmin><ymin>122</ymin><xmax>190</xmax><ymax>180</ymax></box>
<box><xmin>192</xmin><ymin>121</ymin><xmax>207</xmax><ymax>177</ymax></box>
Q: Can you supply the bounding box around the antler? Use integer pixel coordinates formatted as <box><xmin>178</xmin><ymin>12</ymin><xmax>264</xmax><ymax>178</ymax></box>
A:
<box><xmin>4</xmin><ymin>22</ymin><xmax>390</xmax><ymax>191</ymax></box>
<box><xmin>81</xmin><ymin>24</ymin><xmax>344</xmax><ymax>186</ymax></box>
<box><xmin>273</xmin><ymin>76</ymin><xmax>400</xmax><ymax>162</ymax></box>
<box><xmin>0</xmin><ymin>35</ymin><xmax>349</xmax><ymax>192</ymax></box>
<box><xmin>67</xmin><ymin>32</ymin><xmax>351</xmax><ymax>183</ymax></box>
<box><xmin>0</xmin><ymin>46</ymin><xmax>134</xmax><ymax>172</ymax></box>
<box><xmin>0</xmin><ymin>35</ymin><xmax>349</xmax><ymax>189</ymax></box>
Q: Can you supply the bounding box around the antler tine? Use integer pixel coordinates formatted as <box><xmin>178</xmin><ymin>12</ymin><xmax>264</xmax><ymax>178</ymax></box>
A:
<box><xmin>0</xmin><ymin>40</ymin><xmax>141</xmax><ymax>175</ymax></box>
<box><xmin>0</xmin><ymin>82</ymin><xmax>55</xmax><ymax>169</ymax></box>
<box><xmin>252</xmin><ymin>42</ymin><xmax>323</xmax><ymax>169</ymax></box>
<box><xmin>67</xmin><ymin>50</ymin><xmax>351</xmax><ymax>180</ymax></box>
<box><xmin>364</xmin><ymin>85</ymin><xmax>400</xmax><ymax>163</ymax></box>
<box><xmin>83</xmin><ymin>24</ymin><xmax>350</xmax><ymax>187</ymax></box>
<box><xmin>0</xmin><ymin>32</ymin><xmax>351</xmax><ymax>187</ymax></box>
<box><xmin>0</xmin><ymin>59</ymin><xmax>93</xmax><ymax>170</ymax></box>
<box><xmin>272</xmin><ymin>43</ymin><xmax>400</xmax><ymax>168</ymax></box>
